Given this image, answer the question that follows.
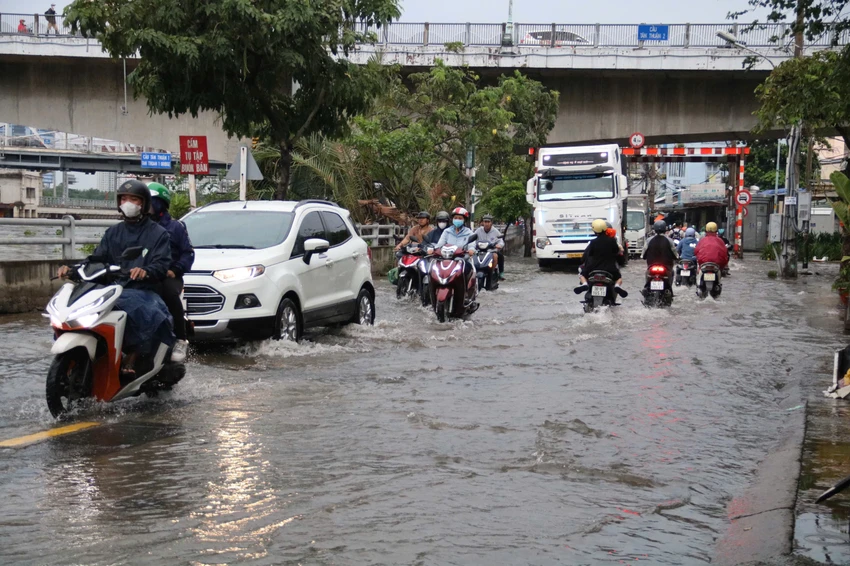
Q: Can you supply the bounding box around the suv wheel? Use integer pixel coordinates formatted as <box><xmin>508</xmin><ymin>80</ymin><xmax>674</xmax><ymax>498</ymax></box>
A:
<box><xmin>274</xmin><ymin>297</ymin><xmax>302</xmax><ymax>342</ymax></box>
<box><xmin>352</xmin><ymin>287</ymin><xmax>375</xmax><ymax>325</ymax></box>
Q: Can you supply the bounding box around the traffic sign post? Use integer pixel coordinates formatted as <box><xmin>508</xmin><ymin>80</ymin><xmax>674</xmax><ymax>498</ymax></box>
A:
<box><xmin>629</xmin><ymin>132</ymin><xmax>645</xmax><ymax>149</ymax></box>
<box><xmin>179</xmin><ymin>136</ymin><xmax>209</xmax><ymax>175</ymax></box>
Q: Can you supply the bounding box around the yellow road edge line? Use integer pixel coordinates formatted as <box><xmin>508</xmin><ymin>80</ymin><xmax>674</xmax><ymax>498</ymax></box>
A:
<box><xmin>0</xmin><ymin>422</ymin><xmax>101</xmax><ymax>448</ymax></box>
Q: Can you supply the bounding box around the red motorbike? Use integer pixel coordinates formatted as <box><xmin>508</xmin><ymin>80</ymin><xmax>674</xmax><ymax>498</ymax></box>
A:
<box><xmin>428</xmin><ymin>236</ymin><xmax>479</xmax><ymax>323</ymax></box>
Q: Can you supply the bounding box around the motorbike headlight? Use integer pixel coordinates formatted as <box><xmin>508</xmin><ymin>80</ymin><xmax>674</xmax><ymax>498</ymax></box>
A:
<box><xmin>71</xmin><ymin>313</ymin><xmax>99</xmax><ymax>328</ymax></box>
<box><xmin>212</xmin><ymin>265</ymin><xmax>265</xmax><ymax>283</ymax></box>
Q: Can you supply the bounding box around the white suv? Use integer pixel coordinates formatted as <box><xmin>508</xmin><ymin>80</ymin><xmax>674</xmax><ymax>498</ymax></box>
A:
<box><xmin>181</xmin><ymin>199</ymin><xmax>375</xmax><ymax>342</ymax></box>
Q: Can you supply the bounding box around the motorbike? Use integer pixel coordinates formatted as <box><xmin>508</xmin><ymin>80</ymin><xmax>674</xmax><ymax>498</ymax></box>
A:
<box><xmin>428</xmin><ymin>234</ymin><xmax>479</xmax><ymax>323</ymax></box>
<box><xmin>472</xmin><ymin>241</ymin><xmax>500</xmax><ymax>291</ymax></box>
<box><xmin>582</xmin><ymin>270</ymin><xmax>620</xmax><ymax>313</ymax></box>
<box><xmin>675</xmin><ymin>259</ymin><xmax>697</xmax><ymax>287</ymax></box>
<box><xmin>44</xmin><ymin>247</ymin><xmax>185</xmax><ymax>418</ymax></box>
<box><xmin>396</xmin><ymin>242</ymin><xmax>429</xmax><ymax>306</ymax></box>
<box><xmin>643</xmin><ymin>264</ymin><xmax>673</xmax><ymax>308</ymax></box>
<box><xmin>697</xmin><ymin>262</ymin><xmax>723</xmax><ymax>299</ymax></box>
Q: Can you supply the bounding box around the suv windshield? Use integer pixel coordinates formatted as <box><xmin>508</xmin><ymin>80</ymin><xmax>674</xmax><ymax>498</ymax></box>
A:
<box><xmin>184</xmin><ymin>211</ymin><xmax>294</xmax><ymax>249</ymax></box>
<box><xmin>538</xmin><ymin>173</ymin><xmax>615</xmax><ymax>201</ymax></box>
<box><xmin>626</xmin><ymin>210</ymin><xmax>646</xmax><ymax>230</ymax></box>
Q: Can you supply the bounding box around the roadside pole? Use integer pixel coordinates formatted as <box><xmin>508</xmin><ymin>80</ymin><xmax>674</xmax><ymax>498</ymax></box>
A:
<box><xmin>239</xmin><ymin>146</ymin><xmax>248</xmax><ymax>201</ymax></box>
<box><xmin>188</xmin><ymin>174</ymin><xmax>197</xmax><ymax>209</ymax></box>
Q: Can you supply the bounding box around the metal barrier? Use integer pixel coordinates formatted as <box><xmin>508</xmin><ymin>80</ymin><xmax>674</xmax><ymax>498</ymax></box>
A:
<box><xmin>357</xmin><ymin>224</ymin><xmax>405</xmax><ymax>247</ymax></box>
<box><xmin>0</xmin><ymin>16</ymin><xmax>844</xmax><ymax>48</ymax></box>
<box><xmin>41</xmin><ymin>196</ymin><xmax>115</xmax><ymax>209</ymax></box>
<box><xmin>0</xmin><ymin>216</ymin><xmax>118</xmax><ymax>259</ymax></box>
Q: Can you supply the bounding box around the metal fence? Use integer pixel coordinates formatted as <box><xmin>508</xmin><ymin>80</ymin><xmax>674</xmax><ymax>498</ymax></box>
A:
<box><xmin>357</xmin><ymin>224</ymin><xmax>404</xmax><ymax>247</ymax></box>
<box><xmin>0</xmin><ymin>217</ymin><xmax>118</xmax><ymax>259</ymax></box>
<box><xmin>41</xmin><ymin>197</ymin><xmax>115</xmax><ymax>210</ymax></box>
<box><xmin>1</xmin><ymin>15</ymin><xmax>845</xmax><ymax>48</ymax></box>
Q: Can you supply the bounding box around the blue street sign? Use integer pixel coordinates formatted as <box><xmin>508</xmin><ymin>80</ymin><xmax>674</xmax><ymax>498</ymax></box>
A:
<box><xmin>141</xmin><ymin>152</ymin><xmax>173</xmax><ymax>170</ymax></box>
<box><xmin>638</xmin><ymin>24</ymin><xmax>669</xmax><ymax>41</ymax></box>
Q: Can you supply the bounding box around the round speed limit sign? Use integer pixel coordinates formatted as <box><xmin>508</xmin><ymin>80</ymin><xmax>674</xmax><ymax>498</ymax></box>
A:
<box><xmin>629</xmin><ymin>132</ymin><xmax>645</xmax><ymax>149</ymax></box>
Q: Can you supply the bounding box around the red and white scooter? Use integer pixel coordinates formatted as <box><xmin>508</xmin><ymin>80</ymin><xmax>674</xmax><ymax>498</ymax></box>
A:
<box><xmin>427</xmin><ymin>235</ymin><xmax>479</xmax><ymax>323</ymax></box>
<box><xmin>44</xmin><ymin>247</ymin><xmax>185</xmax><ymax>417</ymax></box>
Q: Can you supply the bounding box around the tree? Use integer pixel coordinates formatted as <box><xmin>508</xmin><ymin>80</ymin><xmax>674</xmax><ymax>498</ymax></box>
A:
<box><xmin>744</xmin><ymin>139</ymin><xmax>820</xmax><ymax>188</ymax></box>
<box><xmin>66</xmin><ymin>0</ymin><xmax>401</xmax><ymax>200</ymax></box>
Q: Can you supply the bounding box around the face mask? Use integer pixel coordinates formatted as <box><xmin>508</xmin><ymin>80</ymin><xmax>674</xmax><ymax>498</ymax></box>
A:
<box><xmin>437</xmin><ymin>222</ymin><xmax>447</xmax><ymax>229</ymax></box>
<box><xmin>453</xmin><ymin>219</ymin><xmax>464</xmax><ymax>229</ymax></box>
<box><xmin>120</xmin><ymin>201</ymin><xmax>142</xmax><ymax>218</ymax></box>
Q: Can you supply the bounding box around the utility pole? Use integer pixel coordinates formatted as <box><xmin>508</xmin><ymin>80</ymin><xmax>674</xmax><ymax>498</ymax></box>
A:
<box><xmin>780</xmin><ymin>0</ymin><xmax>805</xmax><ymax>278</ymax></box>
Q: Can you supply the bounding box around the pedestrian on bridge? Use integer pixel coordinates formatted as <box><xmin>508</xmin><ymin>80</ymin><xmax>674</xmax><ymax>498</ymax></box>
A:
<box><xmin>45</xmin><ymin>4</ymin><xmax>59</xmax><ymax>36</ymax></box>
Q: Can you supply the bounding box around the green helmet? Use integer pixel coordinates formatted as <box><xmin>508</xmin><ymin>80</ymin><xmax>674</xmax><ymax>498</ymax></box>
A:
<box><xmin>148</xmin><ymin>182</ymin><xmax>171</xmax><ymax>207</ymax></box>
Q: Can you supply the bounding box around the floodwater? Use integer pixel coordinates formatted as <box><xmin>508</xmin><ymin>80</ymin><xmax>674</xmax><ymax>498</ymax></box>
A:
<box><xmin>0</xmin><ymin>257</ymin><xmax>848</xmax><ymax>565</ymax></box>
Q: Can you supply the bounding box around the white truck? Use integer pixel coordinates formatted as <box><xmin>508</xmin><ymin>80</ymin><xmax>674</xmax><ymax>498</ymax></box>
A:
<box><xmin>624</xmin><ymin>194</ymin><xmax>650</xmax><ymax>258</ymax></box>
<box><xmin>526</xmin><ymin>144</ymin><xmax>629</xmax><ymax>268</ymax></box>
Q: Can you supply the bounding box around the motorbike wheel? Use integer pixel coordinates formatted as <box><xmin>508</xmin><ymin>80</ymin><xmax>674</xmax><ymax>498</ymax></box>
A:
<box><xmin>697</xmin><ymin>284</ymin><xmax>708</xmax><ymax>300</ymax></box>
<box><xmin>396</xmin><ymin>275</ymin><xmax>406</xmax><ymax>299</ymax></box>
<box><xmin>46</xmin><ymin>347</ymin><xmax>91</xmax><ymax>418</ymax></box>
<box><xmin>710</xmin><ymin>283</ymin><xmax>722</xmax><ymax>299</ymax></box>
<box><xmin>435</xmin><ymin>301</ymin><xmax>448</xmax><ymax>323</ymax></box>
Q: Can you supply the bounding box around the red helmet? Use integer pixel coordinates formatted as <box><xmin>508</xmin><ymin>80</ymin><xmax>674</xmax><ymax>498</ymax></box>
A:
<box><xmin>451</xmin><ymin>207</ymin><xmax>469</xmax><ymax>219</ymax></box>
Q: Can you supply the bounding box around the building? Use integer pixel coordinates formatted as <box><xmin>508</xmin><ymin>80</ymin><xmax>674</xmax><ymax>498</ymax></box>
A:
<box><xmin>96</xmin><ymin>171</ymin><xmax>117</xmax><ymax>192</ymax></box>
<box><xmin>0</xmin><ymin>169</ymin><xmax>41</xmax><ymax>218</ymax></box>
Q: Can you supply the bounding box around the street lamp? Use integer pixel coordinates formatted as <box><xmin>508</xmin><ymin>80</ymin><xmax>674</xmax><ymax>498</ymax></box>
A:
<box><xmin>501</xmin><ymin>0</ymin><xmax>514</xmax><ymax>47</ymax></box>
<box><xmin>717</xmin><ymin>30</ymin><xmax>802</xmax><ymax>276</ymax></box>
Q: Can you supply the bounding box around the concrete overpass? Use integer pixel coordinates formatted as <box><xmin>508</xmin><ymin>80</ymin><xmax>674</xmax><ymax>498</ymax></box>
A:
<box><xmin>0</xmin><ymin>23</ymin><xmax>841</xmax><ymax>152</ymax></box>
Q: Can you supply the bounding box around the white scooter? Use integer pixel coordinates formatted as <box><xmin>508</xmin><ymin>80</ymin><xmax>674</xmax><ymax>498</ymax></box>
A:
<box><xmin>44</xmin><ymin>247</ymin><xmax>185</xmax><ymax>418</ymax></box>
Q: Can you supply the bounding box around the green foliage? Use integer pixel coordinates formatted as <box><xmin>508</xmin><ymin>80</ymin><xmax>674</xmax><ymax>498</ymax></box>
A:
<box><xmin>169</xmin><ymin>191</ymin><xmax>190</xmax><ymax>220</ymax></box>
<box><xmin>66</xmin><ymin>0</ymin><xmax>401</xmax><ymax>199</ymax></box>
<box><xmin>730</xmin><ymin>1</ymin><xmax>850</xmax><ymax>45</ymax></box>
<box><xmin>830</xmin><ymin>171</ymin><xmax>850</xmax><ymax>227</ymax></box>
<box><xmin>745</xmin><ymin>139</ymin><xmax>819</xmax><ymax>189</ymax></box>
<box><xmin>444</xmin><ymin>42</ymin><xmax>464</xmax><ymax>53</ymax></box>
<box><xmin>480</xmin><ymin>180</ymin><xmax>530</xmax><ymax>223</ymax></box>
<box><xmin>768</xmin><ymin>270</ymin><xmax>778</xmax><ymax>278</ymax></box>
<box><xmin>23</xmin><ymin>230</ymin><xmax>35</xmax><ymax>237</ymax></box>
<box><xmin>761</xmin><ymin>242</ymin><xmax>778</xmax><ymax>260</ymax></box>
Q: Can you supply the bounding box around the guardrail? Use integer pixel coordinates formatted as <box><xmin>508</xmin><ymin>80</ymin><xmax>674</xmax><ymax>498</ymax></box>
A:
<box><xmin>357</xmin><ymin>224</ymin><xmax>405</xmax><ymax>246</ymax></box>
<box><xmin>0</xmin><ymin>217</ymin><xmax>118</xmax><ymax>259</ymax></box>
<box><xmin>1</xmin><ymin>15</ymin><xmax>846</xmax><ymax>48</ymax></box>
<box><xmin>41</xmin><ymin>197</ymin><xmax>115</xmax><ymax>209</ymax></box>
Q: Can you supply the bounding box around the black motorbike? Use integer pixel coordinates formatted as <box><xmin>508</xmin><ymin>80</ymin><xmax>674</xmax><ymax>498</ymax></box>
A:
<box><xmin>675</xmin><ymin>259</ymin><xmax>697</xmax><ymax>287</ymax></box>
<box><xmin>697</xmin><ymin>262</ymin><xmax>723</xmax><ymax>299</ymax></box>
<box><xmin>472</xmin><ymin>241</ymin><xmax>500</xmax><ymax>291</ymax></box>
<box><xmin>582</xmin><ymin>270</ymin><xmax>620</xmax><ymax>313</ymax></box>
<box><xmin>643</xmin><ymin>264</ymin><xmax>673</xmax><ymax>308</ymax></box>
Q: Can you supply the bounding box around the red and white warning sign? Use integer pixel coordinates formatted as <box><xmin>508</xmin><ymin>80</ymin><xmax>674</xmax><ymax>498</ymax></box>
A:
<box><xmin>736</xmin><ymin>189</ymin><xmax>751</xmax><ymax>206</ymax></box>
<box><xmin>629</xmin><ymin>132</ymin><xmax>645</xmax><ymax>149</ymax></box>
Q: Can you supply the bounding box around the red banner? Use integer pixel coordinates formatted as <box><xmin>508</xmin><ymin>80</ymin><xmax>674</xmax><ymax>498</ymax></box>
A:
<box><xmin>179</xmin><ymin>136</ymin><xmax>209</xmax><ymax>175</ymax></box>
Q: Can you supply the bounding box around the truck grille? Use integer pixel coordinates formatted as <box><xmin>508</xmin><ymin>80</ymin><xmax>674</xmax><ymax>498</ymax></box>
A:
<box><xmin>184</xmin><ymin>285</ymin><xmax>225</xmax><ymax>315</ymax></box>
<box><xmin>550</xmin><ymin>220</ymin><xmax>594</xmax><ymax>239</ymax></box>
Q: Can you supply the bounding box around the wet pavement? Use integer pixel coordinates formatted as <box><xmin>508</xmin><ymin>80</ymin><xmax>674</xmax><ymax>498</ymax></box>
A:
<box><xmin>1</xmin><ymin>257</ymin><xmax>849</xmax><ymax>565</ymax></box>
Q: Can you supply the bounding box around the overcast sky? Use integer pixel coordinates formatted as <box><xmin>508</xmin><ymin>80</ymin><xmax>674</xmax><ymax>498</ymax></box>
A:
<box><xmin>1</xmin><ymin>0</ymin><xmax>776</xmax><ymax>24</ymax></box>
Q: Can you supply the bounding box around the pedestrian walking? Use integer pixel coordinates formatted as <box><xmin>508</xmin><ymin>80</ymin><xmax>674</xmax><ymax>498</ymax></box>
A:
<box><xmin>45</xmin><ymin>4</ymin><xmax>59</xmax><ymax>36</ymax></box>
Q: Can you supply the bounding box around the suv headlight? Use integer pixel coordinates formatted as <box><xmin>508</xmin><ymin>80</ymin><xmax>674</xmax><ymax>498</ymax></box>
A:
<box><xmin>212</xmin><ymin>265</ymin><xmax>265</xmax><ymax>283</ymax></box>
<box><xmin>536</xmin><ymin>237</ymin><xmax>551</xmax><ymax>249</ymax></box>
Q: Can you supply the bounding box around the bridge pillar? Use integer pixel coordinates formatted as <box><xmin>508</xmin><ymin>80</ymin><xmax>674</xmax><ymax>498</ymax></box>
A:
<box><xmin>61</xmin><ymin>215</ymin><xmax>76</xmax><ymax>260</ymax></box>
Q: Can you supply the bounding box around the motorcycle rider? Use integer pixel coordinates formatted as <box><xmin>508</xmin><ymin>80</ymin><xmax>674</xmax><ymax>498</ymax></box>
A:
<box><xmin>148</xmin><ymin>183</ymin><xmax>194</xmax><ymax>363</ymax></box>
<box><xmin>396</xmin><ymin>211</ymin><xmax>433</xmax><ymax>253</ymax></box>
<box><xmin>424</xmin><ymin>211</ymin><xmax>450</xmax><ymax>246</ymax></box>
<box><xmin>641</xmin><ymin>220</ymin><xmax>678</xmax><ymax>295</ymax></box>
<box><xmin>433</xmin><ymin>207</ymin><xmax>476</xmax><ymax>287</ymax></box>
<box><xmin>675</xmin><ymin>227</ymin><xmax>698</xmax><ymax>284</ymax></box>
<box><xmin>473</xmin><ymin>214</ymin><xmax>505</xmax><ymax>279</ymax></box>
<box><xmin>670</xmin><ymin>222</ymin><xmax>684</xmax><ymax>242</ymax></box>
<box><xmin>694</xmin><ymin>221</ymin><xmax>729</xmax><ymax>273</ymax></box>
<box><xmin>574</xmin><ymin>219</ymin><xmax>628</xmax><ymax>297</ymax></box>
<box><xmin>56</xmin><ymin>180</ymin><xmax>175</xmax><ymax>376</ymax></box>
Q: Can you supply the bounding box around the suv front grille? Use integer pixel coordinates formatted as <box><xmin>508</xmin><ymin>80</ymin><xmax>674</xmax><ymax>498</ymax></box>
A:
<box><xmin>184</xmin><ymin>285</ymin><xmax>225</xmax><ymax>315</ymax></box>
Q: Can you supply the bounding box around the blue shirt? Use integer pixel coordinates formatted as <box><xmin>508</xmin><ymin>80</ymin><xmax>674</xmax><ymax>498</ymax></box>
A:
<box><xmin>677</xmin><ymin>236</ymin><xmax>698</xmax><ymax>261</ymax></box>
<box><xmin>435</xmin><ymin>225</ymin><xmax>475</xmax><ymax>251</ymax></box>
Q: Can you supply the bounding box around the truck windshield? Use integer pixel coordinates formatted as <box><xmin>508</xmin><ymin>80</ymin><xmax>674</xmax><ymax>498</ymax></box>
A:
<box><xmin>184</xmin><ymin>211</ymin><xmax>295</xmax><ymax>249</ymax></box>
<box><xmin>538</xmin><ymin>173</ymin><xmax>615</xmax><ymax>201</ymax></box>
<box><xmin>626</xmin><ymin>210</ymin><xmax>646</xmax><ymax>230</ymax></box>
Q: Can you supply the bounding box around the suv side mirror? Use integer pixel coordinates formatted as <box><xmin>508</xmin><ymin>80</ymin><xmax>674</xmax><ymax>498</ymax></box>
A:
<box><xmin>303</xmin><ymin>238</ymin><xmax>330</xmax><ymax>264</ymax></box>
<box><xmin>121</xmin><ymin>246</ymin><xmax>144</xmax><ymax>260</ymax></box>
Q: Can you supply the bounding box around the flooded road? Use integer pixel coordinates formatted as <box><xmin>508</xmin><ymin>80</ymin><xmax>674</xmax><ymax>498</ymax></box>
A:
<box><xmin>1</xmin><ymin>257</ymin><xmax>848</xmax><ymax>565</ymax></box>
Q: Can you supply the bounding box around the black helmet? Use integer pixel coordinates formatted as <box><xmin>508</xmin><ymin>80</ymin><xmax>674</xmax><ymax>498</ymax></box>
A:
<box><xmin>653</xmin><ymin>220</ymin><xmax>667</xmax><ymax>234</ymax></box>
<box><xmin>116</xmin><ymin>179</ymin><xmax>151</xmax><ymax>217</ymax></box>
<box><xmin>481</xmin><ymin>214</ymin><xmax>494</xmax><ymax>222</ymax></box>
<box><xmin>416</xmin><ymin>211</ymin><xmax>431</xmax><ymax>220</ymax></box>
<box><xmin>435</xmin><ymin>211</ymin><xmax>450</xmax><ymax>222</ymax></box>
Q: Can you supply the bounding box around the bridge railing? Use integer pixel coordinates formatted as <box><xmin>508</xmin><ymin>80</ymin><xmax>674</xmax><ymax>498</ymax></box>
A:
<box><xmin>1</xmin><ymin>16</ymin><xmax>846</xmax><ymax>48</ymax></box>
<box><xmin>0</xmin><ymin>217</ymin><xmax>119</xmax><ymax>259</ymax></box>
<box><xmin>357</xmin><ymin>224</ymin><xmax>405</xmax><ymax>247</ymax></box>
<box><xmin>41</xmin><ymin>197</ymin><xmax>115</xmax><ymax>210</ymax></box>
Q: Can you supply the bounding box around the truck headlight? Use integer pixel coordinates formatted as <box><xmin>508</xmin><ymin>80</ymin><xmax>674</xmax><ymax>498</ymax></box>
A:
<box><xmin>212</xmin><ymin>265</ymin><xmax>265</xmax><ymax>283</ymax></box>
<box><xmin>536</xmin><ymin>237</ymin><xmax>551</xmax><ymax>249</ymax></box>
